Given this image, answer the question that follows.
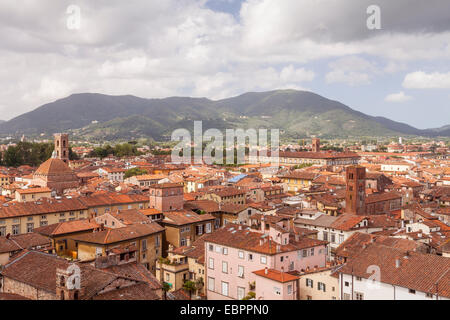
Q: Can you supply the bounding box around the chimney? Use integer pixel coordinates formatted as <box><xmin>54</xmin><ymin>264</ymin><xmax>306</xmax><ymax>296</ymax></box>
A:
<box><xmin>260</xmin><ymin>239</ymin><xmax>264</xmax><ymax>246</ymax></box>
<box><xmin>265</xmin><ymin>267</ymin><xmax>268</xmax><ymax>275</ymax></box>
<box><xmin>276</xmin><ymin>244</ymin><xmax>281</xmax><ymax>252</ymax></box>
<box><xmin>395</xmin><ymin>259</ymin><xmax>401</xmax><ymax>268</ymax></box>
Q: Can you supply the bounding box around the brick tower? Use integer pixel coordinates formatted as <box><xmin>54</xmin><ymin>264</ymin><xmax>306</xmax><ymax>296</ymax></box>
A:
<box><xmin>149</xmin><ymin>183</ymin><xmax>184</xmax><ymax>212</ymax></box>
<box><xmin>345</xmin><ymin>166</ymin><xmax>366</xmax><ymax>215</ymax></box>
<box><xmin>312</xmin><ymin>138</ymin><xmax>320</xmax><ymax>153</ymax></box>
<box><xmin>54</xmin><ymin>133</ymin><xmax>69</xmax><ymax>164</ymax></box>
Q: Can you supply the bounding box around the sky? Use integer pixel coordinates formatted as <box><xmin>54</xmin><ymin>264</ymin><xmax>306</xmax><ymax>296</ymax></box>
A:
<box><xmin>0</xmin><ymin>0</ymin><xmax>449</xmax><ymax>129</ymax></box>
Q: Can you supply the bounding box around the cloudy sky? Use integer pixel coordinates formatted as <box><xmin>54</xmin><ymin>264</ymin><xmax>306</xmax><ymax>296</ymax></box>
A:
<box><xmin>0</xmin><ymin>0</ymin><xmax>449</xmax><ymax>129</ymax></box>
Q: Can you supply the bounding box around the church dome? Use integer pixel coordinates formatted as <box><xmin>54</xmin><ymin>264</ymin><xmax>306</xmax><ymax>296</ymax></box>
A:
<box><xmin>34</xmin><ymin>157</ymin><xmax>73</xmax><ymax>177</ymax></box>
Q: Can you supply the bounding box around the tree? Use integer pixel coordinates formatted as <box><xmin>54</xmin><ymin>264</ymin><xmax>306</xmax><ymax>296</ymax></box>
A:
<box><xmin>162</xmin><ymin>282</ymin><xmax>171</xmax><ymax>300</ymax></box>
<box><xmin>182</xmin><ymin>281</ymin><xmax>197</xmax><ymax>300</ymax></box>
<box><xmin>124</xmin><ymin>168</ymin><xmax>148</xmax><ymax>179</ymax></box>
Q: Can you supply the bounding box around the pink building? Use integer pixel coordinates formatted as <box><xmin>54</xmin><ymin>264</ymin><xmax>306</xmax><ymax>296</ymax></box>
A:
<box><xmin>253</xmin><ymin>268</ymin><xmax>299</xmax><ymax>300</ymax></box>
<box><xmin>203</xmin><ymin>223</ymin><xmax>327</xmax><ymax>300</ymax></box>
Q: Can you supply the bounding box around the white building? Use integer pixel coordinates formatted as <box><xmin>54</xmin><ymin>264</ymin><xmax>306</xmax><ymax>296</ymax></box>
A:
<box><xmin>338</xmin><ymin>244</ymin><xmax>450</xmax><ymax>300</ymax></box>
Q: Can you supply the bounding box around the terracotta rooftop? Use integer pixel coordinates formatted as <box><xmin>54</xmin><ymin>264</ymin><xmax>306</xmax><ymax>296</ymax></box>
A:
<box><xmin>34</xmin><ymin>158</ymin><xmax>73</xmax><ymax>176</ymax></box>
<box><xmin>35</xmin><ymin>219</ymin><xmax>100</xmax><ymax>236</ymax></box>
<box><xmin>69</xmin><ymin>223</ymin><xmax>164</xmax><ymax>245</ymax></box>
<box><xmin>15</xmin><ymin>187</ymin><xmax>52</xmax><ymax>194</ymax></box>
<box><xmin>339</xmin><ymin>244</ymin><xmax>450</xmax><ymax>298</ymax></box>
<box><xmin>253</xmin><ymin>268</ymin><xmax>299</xmax><ymax>283</ymax></box>
<box><xmin>162</xmin><ymin>210</ymin><xmax>215</xmax><ymax>226</ymax></box>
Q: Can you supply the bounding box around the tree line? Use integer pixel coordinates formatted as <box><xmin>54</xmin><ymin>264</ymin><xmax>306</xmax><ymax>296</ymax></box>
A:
<box><xmin>88</xmin><ymin>143</ymin><xmax>143</xmax><ymax>158</ymax></box>
<box><xmin>1</xmin><ymin>142</ymin><xmax>79</xmax><ymax>167</ymax></box>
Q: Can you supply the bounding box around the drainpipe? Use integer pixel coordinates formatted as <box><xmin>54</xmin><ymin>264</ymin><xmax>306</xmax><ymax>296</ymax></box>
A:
<box><xmin>351</xmin><ymin>267</ymin><xmax>354</xmax><ymax>300</ymax></box>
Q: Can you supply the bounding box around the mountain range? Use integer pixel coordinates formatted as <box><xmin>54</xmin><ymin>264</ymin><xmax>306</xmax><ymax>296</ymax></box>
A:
<box><xmin>0</xmin><ymin>90</ymin><xmax>448</xmax><ymax>141</ymax></box>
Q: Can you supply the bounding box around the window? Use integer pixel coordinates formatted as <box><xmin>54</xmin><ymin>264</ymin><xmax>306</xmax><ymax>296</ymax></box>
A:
<box><xmin>208</xmin><ymin>244</ymin><xmax>214</xmax><ymax>251</ymax></box>
<box><xmin>355</xmin><ymin>292</ymin><xmax>364</xmax><ymax>300</ymax></box>
<box><xmin>223</xmin><ymin>247</ymin><xmax>228</xmax><ymax>255</ymax></box>
<box><xmin>237</xmin><ymin>287</ymin><xmax>245</xmax><ymax>300</ymax></box>
<box><xmin>237</xmin><ymin>265</ymin><xmax>244</xmax><ymax>278</ymax></box>
<box><xmin>180</xmin><ymin>238</ymin><xmax>186</xmax><ymax>246</ymax></box>
<box><xmin>345</xmin><ymin>281</ymin><xmax>350</xmax><ymax>287</ymax></box>
<box><xmin>215</xmin><ymin>246</ymin><xmax>222</xmax><ymax>253</ymax></box>
<box><xmin>426</xmin><ymin>293</ymin><xmax>433</xmax><ymax>298</ymax></box>
<box><xmin>12</xmin><ymin>225</ymin><xmax>20</xmax><ymax>235</ymax></box>
<box><xmin>343</xmin><ymin>293</ymin><xmax>351</xmax><ymax>300</ymax></box>
<box><xmin>339</xmin><ymin>234</ymin><xmax>345</xmax><ymax>244</ymax></box>
<box><xmin>248</xmin><ymin>253</ymin><xmax>253</xmax><ymax>261</ymax></box>
<box><xmin>208</xmin><ymin>258</ymin><xmax>214</xmax><ymax>270</ymax></box>
<box><xmin>27</xmin><ymin>217</ymin><xmax>33</xmax><ymax>221</ymax></box>
<box><xmin>409</xmin><ymin>289</ymin><xmax>416</xmax><ymax>294</ymax></box>
<box><xmin>274</xmin><ymin>287</ymin><xmax>281</xmax><ymax>295</ymax></box>
<box><xmin>0</xmin><ymin>227</ymin><xmax>5</xmax><ymax>236</ymax></box>
<box><xmin>222</xmin><ymin>261</ymin><xmax>228</xmax><ymax>274</ymax></box>
<box><xmin>221</xmin><ymin>282</ymin><xmax>229</xmax><ymax>297</ymax></box>
<box><xmin>155</xmin><ymin>235</ymin><xmax>160</xmax><ymax>247</ymax></box>
<box><xmin>196</xmin><ymin>225</ymin><xmax>203</xmax><ymax>235</ymax></box>
<box><xmin>287</xmin><ymin>284</ymin><xmax>293</xmax><ymax>295</ymax></box>
<box><xmin>40</xmin><ymin>221</ymin><xmax>48</xmax><ymax>227</ymax></box>
<box><xmin>331</xmin><ymin>233</ymin><xmax>336</xmax><ymax>243</ymax></box>
<box><xmin>142</xmin><ymin>239</ymin><xmax>147</xmax><ymax>251</ymax></box>
<box><xmin>238</xmin><ymin>251</ymin><xmax>244</xmax><ymax>259</ymax></box>
<box><xmin>306</xmin><ymin>279</ymin><xmax>313</xmax><ymax>288</ymax></box>
<box><xmin>27</xmin><ymin>223</ymin><xmax>34</xmax><ymax>233</ymax></box>
<box><xmin>356</xmin><ymin>277</ymin><xmax>362</xmax><ymax>281</ymax></box>
<box><xmin>302</xmin><ymin>249</ymin><xmax>308</xmax><ymax>258</ymax></box>
<box><xmin>310</xmin><ymin>248</ymin><xmax>314</xmax><ymax>256</ymax></box>
<box><xmin>260</xmin><ymin>255</ymin><xmax>267</xmax><ymax>264</ymax></box>
<box><xmin>208</xmin><ymin>277</ymin><xmax>215</xmax><ymax>291</ymax></box>
<box><xmin>318</xmin><ymin>282</ymin><xmax>326</xmax><ymax>292</ymax></box>
<box><xmin>205</xmin><ymin>223</ymin><xmax>212</xmax><ymax>233</ymax></box>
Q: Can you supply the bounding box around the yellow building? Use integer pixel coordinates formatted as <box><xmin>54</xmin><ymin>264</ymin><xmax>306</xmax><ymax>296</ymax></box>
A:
<box><xmin>35</xmin><ymin>219</ymin><xmax>101</xmax><ymax>258</ymax></box>
<box><xmin>281</xmin><ymin>171</ymin><xmax>318</xmax><ymax>193</ymax></box>
<box><xmin>156</xmin><ymin>237</ymin><xmax>206</xmax><ymax>297</ymax></box>
<box><xmin>299</xmin><ymin>267</ymin><xmax>340</xmax><ymax>300</ymax></box>
<box><xmin>15</xmin><ymin>187</ymin><xmax>52</xmax><ymax>203</ymax></box>
<box><xmin>70</xmin><ymin>222</ymin><xmax>164</xmax><ymax>273</ymax></box>
<box><xmin>159</xmin><ymin>210</ymin><xmax>215</xmax><ymax>255</ymax></box>
<box><xmin>0</xmin><ymin>193</ymin><xmax>149</xmax><ymax>237</ymax></box>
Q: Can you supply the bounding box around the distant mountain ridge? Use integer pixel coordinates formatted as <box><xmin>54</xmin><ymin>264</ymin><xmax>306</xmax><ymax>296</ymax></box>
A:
<box><xmin>0</xmin><ymin>90</ymin><xmax>447</xmax><ymax>140</ymax></box>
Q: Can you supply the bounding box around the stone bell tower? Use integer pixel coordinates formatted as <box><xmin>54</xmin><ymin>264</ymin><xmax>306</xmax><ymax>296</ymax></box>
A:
<box><xmin>54</xmin><ymin>133</ymin><xmax>69</xmax><ymax>164</ymax></box>
<box><xmin>56</xmin><ymin>264</ymin><xmax>84</xmax><ymax>300</ymax></box>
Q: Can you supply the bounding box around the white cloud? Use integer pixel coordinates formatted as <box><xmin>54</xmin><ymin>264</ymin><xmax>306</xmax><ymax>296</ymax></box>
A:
<box><xmin>403</xmin><ymin>71</ymin><xmax>450</xmax><ymax>89</ymax></box>
<box><xmin>325</xmin><ymin>56</ymin><xmax>377</xmax><ymax>86</ymax></box>
<box><xmin>0</xmin><ymin>0</ymin><xmax>449</xmax><ymax>120</ymax></box>
<box><xmin>385</xmin><ymin>91</ymin><xmax>413</xmax><ymax>103</ymax></box>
